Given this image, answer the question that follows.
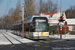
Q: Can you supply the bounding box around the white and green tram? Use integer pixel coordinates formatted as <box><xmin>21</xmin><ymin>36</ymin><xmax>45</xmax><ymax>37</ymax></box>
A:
<box><xmin>13</xmin><ymin>15</ymin><xmax>49</xmax><ymax>39</ymax></box>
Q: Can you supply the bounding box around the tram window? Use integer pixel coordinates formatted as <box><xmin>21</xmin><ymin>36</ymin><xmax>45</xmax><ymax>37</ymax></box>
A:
<box><xmin>24</xmin><ymin>24</ymin><xmax>26</xmax><ymax>31</ymax></box>
<box><xmin>34</xmin><ymin>22</ymin><xmax>48</xmax><ymax>32</ymax></box>
<box><xmin>30</xmin><ymin>25</ymin><xmax>35</xmax><ymax>32</ymax></box>
<box><xmin>30</xmin><ymin>26</ymin><xmax>34</xmax><ymax>32</ymax></box>
<box><xmin>30</xmin><ymin>23</ymin><xmax>35</xmax><ymax>32</ymax></box>
<box><xmin>26</xmin><ymin>27</ymin><xmax>29</xmax><ymax>31</ymax></box>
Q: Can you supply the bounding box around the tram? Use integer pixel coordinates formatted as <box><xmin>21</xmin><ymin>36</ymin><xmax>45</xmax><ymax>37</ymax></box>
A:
<box><xmin>12</xmin><ymin>15</ymin><xmax>49</xmax><ymax>39</ymax></box>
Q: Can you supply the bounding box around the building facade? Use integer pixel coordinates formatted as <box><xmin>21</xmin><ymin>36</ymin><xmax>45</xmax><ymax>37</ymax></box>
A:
<box><xmin>40</xmin><ymin>12</ymin><xmax>75</xmax><ymax>32</ymax></box>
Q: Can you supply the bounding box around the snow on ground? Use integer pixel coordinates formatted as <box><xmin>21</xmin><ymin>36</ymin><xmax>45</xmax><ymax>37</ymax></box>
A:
<box><xmin>0</xmin><ymin>31</ymin><xmax>11</xmax><ymax>45</ymax></box>
<box><xmin>0</xmin><ymin>30</ymin><xmax>35</xmax><ymax>45</ymax></box>
<box><xmin>49</xmin><ymin>33</ymin><xmax>75</xmax><ymax>40</ymax></box>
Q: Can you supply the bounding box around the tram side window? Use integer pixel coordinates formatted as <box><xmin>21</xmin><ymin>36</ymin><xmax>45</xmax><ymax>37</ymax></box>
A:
<box><xmin>25</xmin><ymin>24</ymin><xmax>29</xmax><ymax>31</ymax></box>
<box><xmin>24</xmin><ymin>24</ymin><xmax>26</xmax><ymax>31</ymax></box>
<box><xmin>30</xmin><ymin>26</ymin><xmax>34</xmax><ymax>32</ymax></box>
<box><xmin>26</xmin><ymin>27</ymin><xmax>29</xmax><ymax>31</ymax></box>
<box><xmin>47</xmin><ymin>23</ymin><xmax>49</xmax><ymax>31</ymax></box>
<box><xmin>30</xmin><ymin>23</ymin><xmax>34</xmax><ymax>32</ymax></box>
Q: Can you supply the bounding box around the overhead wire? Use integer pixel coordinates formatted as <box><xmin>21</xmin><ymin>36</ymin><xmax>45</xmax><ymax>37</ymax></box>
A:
<box><xmin>4</xmin><ymin>0</ymin><xmax>9</xmax><ymax>15</ymax></box>
<box><xmin>4</xmin><ymin>0</ymin><xmax>11</xmax><ymax>15</ymax></box>
<box><xmin>4</xmin><ymin>0</ymin><xmax>11</xmax><ymax>32</ymax></box>
<box><xmin>0</xmin><ymin>0</ymin><xmax>3</xmax><ymax>17</ymax></box>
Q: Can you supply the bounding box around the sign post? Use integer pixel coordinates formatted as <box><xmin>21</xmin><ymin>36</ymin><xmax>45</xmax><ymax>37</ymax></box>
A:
<box><xmin>60</xmin><ymin>0</ymin><xmax>62</xmax><ymax>39</ymax></box>
<box><xmin>59</xmin><ymin>16</ymin><xmax>65</xmax><ymax>39</ymax></box>
<box><xmin>60</xmin><ymin>20</ymin><xmax>62</xmax><ymax>39</ymax></box>
<box><xmin>65</xmin><ymin>21</ymin><xmax>67</xmax><ymax>37</ymax></box>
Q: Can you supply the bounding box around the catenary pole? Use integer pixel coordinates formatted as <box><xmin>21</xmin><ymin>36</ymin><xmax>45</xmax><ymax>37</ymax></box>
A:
<box><xmin>22</xmin><ymin>0</ymin><xmax>24</xmax><ymax>38</ymax></box>
<box><xmin>60</xmin><ymin>0</ymin><xmax>62</xmax><ymax>16</ymax></box>
<box><xmin>6</xmin><ymin>17</ymin><xmax>7</xmax><ymax>32</ymax></box>
<box><xmin>60</xmin><ymin>0</ymin><xmax>62</xmax><ymax>39</ymax></box>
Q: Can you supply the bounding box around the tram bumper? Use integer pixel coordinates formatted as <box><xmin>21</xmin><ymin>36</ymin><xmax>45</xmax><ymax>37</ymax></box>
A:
<box><xmin>33</xmin><ymin>36</ymin><xmax>49</xmax><ymax>39</ymax></box>
<box><xmin>33</xmin><ymin>32</ymin><xmax>49</xmax><ymax>39</ymax></box>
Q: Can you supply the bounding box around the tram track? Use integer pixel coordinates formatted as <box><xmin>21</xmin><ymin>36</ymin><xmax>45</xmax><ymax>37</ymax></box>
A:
<box><xmin>0</xmin><ymin>30</ymin><xmax>36</xmax><ymax>50</ymax></box>
<box><xmin>35</xmin><ymin>38</ymin><xmax>68</xmax><ymax>45</ymax></box>
<box><xmin>7</xmin><ymin>30</ymin><xmax>50</xmax><ymax>43</ymax></box>
<box><xmin>34</xmin><ymin>39</ymin><xmax>71</xmax><ymax>49</ymax></box>
<box><xmin>0</xmin><ymin>31</ymin><xmax>23</xmax><ymax>45</ymax></box>
<box><xmin>0</xmin><ymin>31</ymin><xmax>14</xmax><ymax>45</ymax></box>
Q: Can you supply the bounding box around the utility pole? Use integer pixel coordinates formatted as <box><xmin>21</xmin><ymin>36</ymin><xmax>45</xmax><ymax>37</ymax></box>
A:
<box><xmin>60</xmin><ymin>0</ymin><xmax>62</xmax><ymax>17</ymax></box>
<box><xmin>22</xmin><ymin>0</ymin><xmax>24</xmax><ymax>38</ymax></box>
<box><xmin>6</xmin><ymin>17</ymin><xmax>7</xmax><ymax>32</ymax></box>
<box><xmin>60</xmin><ymin>0</ymin><xmax>62</xmax><ymax>39</ymax></box>
<box><xmin>59</xmin><ymin>0</ymin><xmax>65</xmax><ymax>39</ymax></box>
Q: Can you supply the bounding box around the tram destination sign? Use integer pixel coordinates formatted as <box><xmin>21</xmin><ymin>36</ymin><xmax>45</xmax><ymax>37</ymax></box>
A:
<box><xmin>35</xmin><ymin>20</ymin><xmax>46</xmax><ymax>22</ymax></box>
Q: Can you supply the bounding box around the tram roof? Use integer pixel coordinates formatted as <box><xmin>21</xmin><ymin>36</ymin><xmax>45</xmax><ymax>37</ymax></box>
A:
<box><xmin>13</xmin><ymin>15</ymin><xmax>47</xmax><ymax>26</ymax></box>
<box><xmin>15</xmin><ymin>15</ymin><xmax>46</xmax><ymax>22</ymax></box>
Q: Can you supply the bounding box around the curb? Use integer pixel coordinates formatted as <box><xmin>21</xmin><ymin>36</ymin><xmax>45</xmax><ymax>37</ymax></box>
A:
<box><xmin>49</xmin><ymin>39</ymin><xmax>75</xmax><ymax>42</ymax></box>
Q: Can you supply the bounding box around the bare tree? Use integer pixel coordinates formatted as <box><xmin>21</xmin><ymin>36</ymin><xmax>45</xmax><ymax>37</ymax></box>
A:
<box><xmin>65</xmin><ymin>5</ymin><xmax>75</xmax><ymax>18</ymax></box>
<box><xmin>8</xmin><ymin>8</ymin><xmax>14</xmax><ymax>16</ymax></box>
<box><xmin>1</xmin><ymin>0</ymin><xmax>22</xmax><ymax>29</ymax></box>
<box><xmin>24</xmin><ymin>0</ymin><xmax>36</xmax><ymax>17</ymax></box>
<box><xmin>39</xmin><ymin>0</ymin><xmax>43</xmax><ymax>13</ymax></box>
<box><xmin>39</xmin><ymin>0</ymin><xmax>58</xmax><ymax>13</ymax></box>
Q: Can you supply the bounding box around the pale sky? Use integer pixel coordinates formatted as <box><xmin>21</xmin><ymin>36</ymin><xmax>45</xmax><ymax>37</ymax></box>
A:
<box><xmin>0</xmin><ymin>0</ymin><xmax>75</xmax><ymax>17</ymax></box>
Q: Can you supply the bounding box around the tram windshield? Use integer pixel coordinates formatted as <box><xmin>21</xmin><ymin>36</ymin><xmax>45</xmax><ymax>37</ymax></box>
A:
<box><xmin>34</xmin><ymin>19</ymin><xmax>48</xmax><ymax>32</ymax></box>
